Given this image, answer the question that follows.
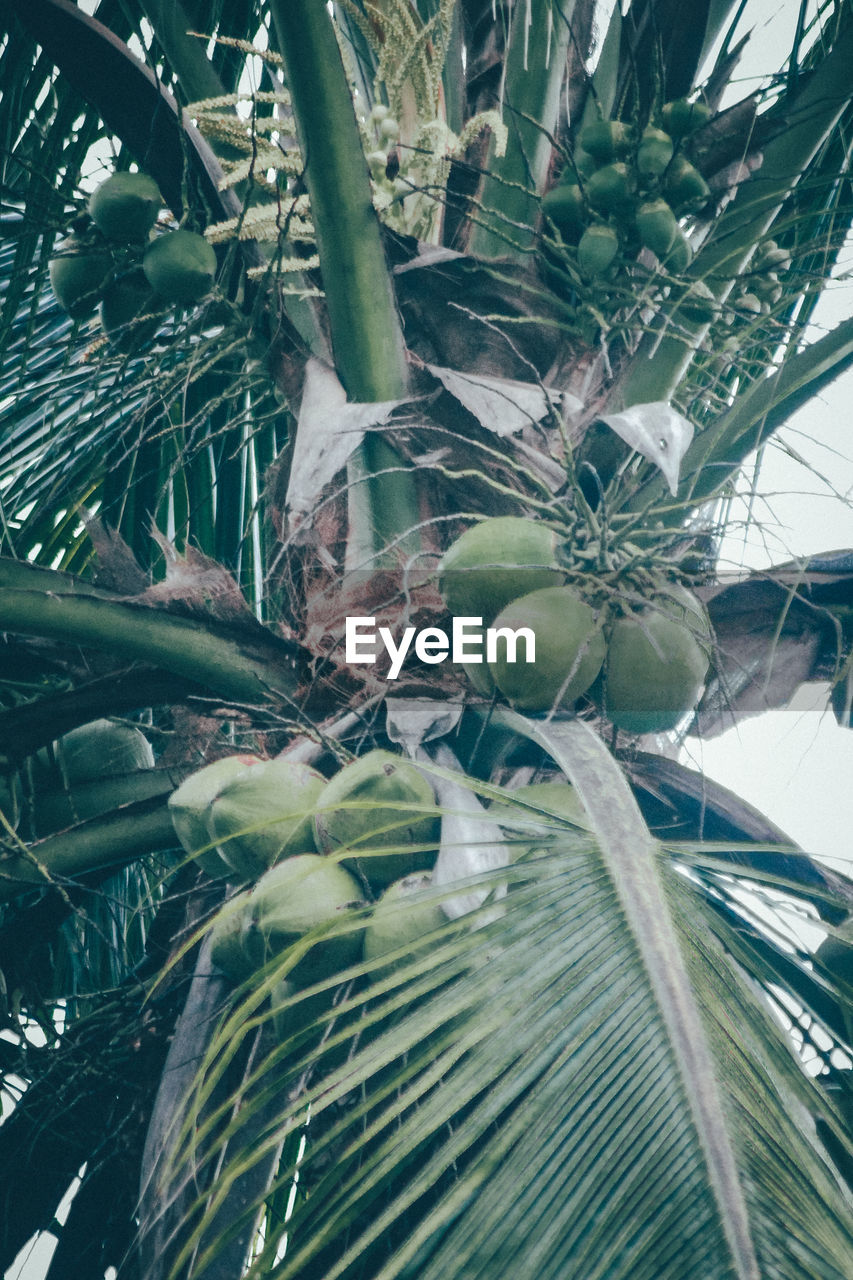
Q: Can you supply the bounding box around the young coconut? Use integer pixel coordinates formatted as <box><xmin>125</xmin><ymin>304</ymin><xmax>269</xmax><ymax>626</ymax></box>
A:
<box><xmin>488</xmin><ymin>586</ymin><xmax>605</xmax><ymax>713</ymax></box>
<box><xmin>489</xmin><ymin>780</ymin><xmax>591</xmax><ymax>840</ymax></box>
<box><xmin>314</xmin><ymin>750</ymin><xmax>439</xmax><ymax>890</ymax></box>
<box><xmin>168</xmin><ymin>754</ymin><xmax>263</xmax><ymax>878</ymax></box>
<box><xmin>99</xmin><ymin>268</ymin><xmax>163</xmax><ymax>352</ymax></box>
<box><xmin>209</xmin><ymin>889</ymin><xmax>255</xmax><ymax>981</ymax></box>
<box><xmin>664</xmin><ymin>156</ymin><xmax>711</xmax><ymax>211</ymax></box>
<box><xmin>363</xmin><ymin>872</ymin><xmax>448</xmax><ymax>979</ymax></box>
<box><xmin>577</xmin><ymin>223</ymin><xmax>620</xmax><ymax>277</ymax></box>
<box><xmin>578</xmin><ymin>120</ymin><xmax>629</xmax><ymax>164</ymax></box>
<box><xmin>636</xmin><ymin>126</ymin><xmax>674</xmax><ymax>178</ymax></box>
<box><xmin>585</xmin><ymin>163</ymin><xmax>634</xmax><ymax>217</ymax></box>
<box><xmin>88</xmin><ymin>171</ymin><xmax>161</xmax><ymax>241</ymax></box>
<box><xmin>635</xmin><ymin>199</ymin><xmax>678</xmax><ymax>259</ymax></box>
<box><xmin>241</xmin><ymin>854</ymin><xmax>364</xmax><ymax>986</ymax></box>
<box><xmin>207</xmin><ymin>757</ymin><xmax>326</xmax><ymax>881</ymax></box>
<box><xmin>541</xmin><ymin>182</ymin><xmax>587</xmax><ymax>243</ymax></box>
<box><xmin>51</xmin><ymin>718</ymin><xmax>155</xmax><ymax>783</ymax></box>
<box><xmin>661</xmin><ymin>98</ymin><xmax>711</xmax><ymax>140</ymax></box>
<box><xmin>601</xmin><ymin>590</ymin><xmax>710</xmax><ymax>734</ymax></box>
<box><xmin>49</xmin><ymin>236</ymin><xmax>113</xmax><ymax>318</ymax></box>
<box><xmin>142</xmin><ymin>229</ymin><xmax>217</xmax><ymax>305</ymax></box>
<box><xmin>439</xmin><ymin>517</ymin><xmax>565</xmax><ymax>624</ymax></box>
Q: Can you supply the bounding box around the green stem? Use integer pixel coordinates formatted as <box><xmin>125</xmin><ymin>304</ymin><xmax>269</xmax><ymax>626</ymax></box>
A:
<box><xmin>0</xmin><ymin>561</ymin><xmax>301</xmax><ymax>707</ymax></box>
<box><xmin>271</xmin><ymin>0</ymin><xmax>423</xmax><ymax>565</ymax></box>
<box><xmin>0</xmin><ymin>796</ymin><xmax>176</xmax><ymax>901</ymax></box>
<box><xmin>271</xmin><ymin>0</ymin><xmax>407</xmax><ymax>400</ymax></box>
<box><xmin>469</xmin><ymin>0</ymin><xmax>575</xmax><ymax>262</ymax></box>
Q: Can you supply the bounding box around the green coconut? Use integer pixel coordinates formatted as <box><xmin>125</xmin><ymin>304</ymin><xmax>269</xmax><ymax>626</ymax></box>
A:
<box><xmin>636</xmin><ymin>127</ymin><xmax>674</xmax><ymax>178</ymax></box>
<box><xmin>88</xmin><ymin>171</ymin><xmax>161</xmax><ymax>241</ymax></box>
<box><xmin>541</xmin><ymin>182</ymin><xmax>587</xmax><ymax>243</ymax></box>
<box><xmin>363</xmin><ymin>872</ymin><xmax>448</xmax><ymax>977</ymax></box>
<box><xmin>601</xmin><ymin>596</ymin><xmax>710</xmax><ymax>734</ymax></box>
<box><xmin>53</xmin><ymin>719</ymin><xmax>154</xmax><ymax>783</ymax></box>
<box><xmin>49</xmin><ymin>236</ymin><xmax>113</xmax><ymax>318</ymax></box>
<box><xmin>664</xmin><ymin>227</ymin><xmax>693</xmax><ymax>273</ymax></box>
<box><xmin>661</xmin><ymin>99</ymin><xmax>711</xmax><ymax>139</ymax></box>
<box><xmin>207</xmin><ymin>757</ymin><xmax>326</xmax><ymax>881</ymax></box>
<box><xmin>168</xmin><ymin>754</ymin><xmax>263</xmax><ymax>878</ymax></box>
<box><xmin>585</xmin><ymin>163</ymin><xmax>633</xmax><ymax>216</ymax></box>
<box><xmin>439</xmin><ymin>517</ymin><xmax>565</xmax><ymax>624</ymax></box>
<box><xmin>99</xmin><ymin>269</ymin><xmax>163</xmax><ymax>351</ymax></box>
<box><xmin>489</xmin><ymin>586</ymin><xmax>606</xmax><ymax>713</ymax></box>
<box><xmin>577</xmin><ymin>223</ymin><xmax>619</xmax><ymax>276</ymax></box>
<box><xmin>241</xmin><ymin>854</ymin><xmax>364</xmax><ymax>986</ymax></box>
<box><xmin>578</xmin><ymin>120</ymin><xmax>629</xmax><ymax>164</ymax></box>
<box><xmin>314</xmin><ymin>750</ymin><xmax>439</xmax><ymax>890</ymax></box>
<box><xmin>664</xmin><ymin>156</ymin><xmax>710</xmax><ymax>211</ymax></box>
<box><xmin>209</xmin><ymin>889</ymin><xmax>255</xmax><ymax>981</ymax></box>
<box><xmin>143</xmin><ymin>229</ymin><xmax>217</xmax><ymax>305</ymax></box>
<box><xmin>635</xmin><ymin>199</ymin><xmax>678</xmax><ymax>259</ymax></box>
<box><xmin>490</xmin><ymin>780</ymin><xmax>591</xmax><ymax>838</ymax></box>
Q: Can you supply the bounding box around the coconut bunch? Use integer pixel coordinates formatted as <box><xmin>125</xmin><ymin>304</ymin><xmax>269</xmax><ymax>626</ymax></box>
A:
<box><xmin>439</xmin><ymin>516</ymin><xmax>712</xmax><ymax>735</ymax></box>
<box><xmin>169</xmin><ymin>748</ymin><xmax>447</xmax><ymax>986</ymax></box>
<box><xmin>49</xmin><ymin>170</ymin><xmax>217</xmax><ymax>350</ymax></box>
<box><xmin>542</xmin><ymin>99</ymin><xmax>712</xmax><ymax>281</ymax></box>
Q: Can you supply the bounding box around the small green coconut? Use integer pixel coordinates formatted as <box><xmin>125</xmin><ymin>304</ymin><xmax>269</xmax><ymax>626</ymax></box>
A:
<box><xmin>54</xmin><ymin>719</ymin><xmax>154</xmax><ymax>783</ymax></box>
<box><xmin>49</xmin><ymin>236</ymin><xmax>113</xmax><ymax>318</ymax></box>
<box><xmin>601</xmin><ymin>594</ymin><xmax>710</xmax><ymax>734</ymax></box>
<box><xmin>636</xmin><ymin>127</ymin><xmax>674</xmax><ymax>178</ymax></box>
<box><xmin>363</xmin><ymin>872</ymin><xmax>447</xmax><ymax>978</ymax></box>
<box><xmin>578</xmin><ymin>120</ymin><xmax>629</xmax><ymax>164</ymax></box>
<box><xmin>489</xmin><ymin>780</ymin><xmax>591</xmax><ymax>840</ymax></box>
<box><xmin>661</xmin><ymin>99</ymin><xmax>711</xmax><ymax>140</ymax></box>
<box><xmin>99</xmin><ymin>268</ymin><xmax>163</xmax><ymax>352</ymax></box>
<box><xmin>88</xmin><ymin>171</ymin><xmax>161</xmax><ymax>241</ymax></box>
<box><xmin>439</xmin><ymin>517</ymin><xmax>565</xmax><ymax>624</ymax></box>
<box><xmin>314</xmin><ymin>750</ymin><xmax>439</xmax><ymax>891</ymax></box>
<box><xmin>242</xmin><ymin>854</ymin><xmax>364</xmax><ymax>986</ymax></box>
<box><xmin>168</xmin><ymin>754</ymin><xmax>263</xmax><ymax>878</ymax></box>
<box><xmin>635</xmin><ymin>199</ymin><xmax>678</xmax><ymax>259</ymax></box>
<box><xmin>209</xmin><ymin>889</ymin><xmax>255</xmax><ymax>981</ymax></box>
<box><xmin>585</xmin><ymin>163</ymin><xmax>634</xmax><ymax>217</ymax></box>
<box><xmin>664</xmin><ymin>156</ymin><xmax>710</xmax><ymax>211</ymax></box>
<box><xmin>142</xmin><ymin>229</ymin><xmax>217</xmax><ymax>305</ymax></box>
<box><xmin>664</xmin><ymin>227</ymin><xmax>693</xmax><ymax>273</ymax></box>
<box><xmin>207</xmin><ymin>757</ymin><xmax>326</xmax><ymax>881</ymax></box>
<box><xmin>541</xmin><ymin>182</ymin><xmax>587</xmax><ymax>243</ymax></box>
<box><xmin>489</xmin><ymin>586</ymin><xmax>606</xmax><ymax>713</ymax></box>
<box><xmin>577</xmin><ymin>223</ymin><xmax>619</xmax><ymax>276</ymax></box>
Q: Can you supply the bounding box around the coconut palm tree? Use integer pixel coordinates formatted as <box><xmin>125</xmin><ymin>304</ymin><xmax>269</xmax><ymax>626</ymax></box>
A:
<box><xmin>1</xmin><ymin>1</ymin><xmax>853</xmax><ymax>1277</ymax></box>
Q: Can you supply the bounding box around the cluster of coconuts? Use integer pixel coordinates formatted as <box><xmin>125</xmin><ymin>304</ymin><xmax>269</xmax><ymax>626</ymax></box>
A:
<box><xmin>48</xmin><ymin>170</ymin><xmax>217</xmax><ymax>350</ymax></box>
<box><xmin>541</xmin><ymin>98</ymin><xmax>712</xmax><ymax>282</ymax></box>
<box><xmin>438</xmin><ymin>516</ymin><xmax>712</xmax><ymax>734</ymax></box>
<box><xmin>169</xmin><ymin>748</ymin><xmax>450</xmax><ymax>989</ymax></box>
